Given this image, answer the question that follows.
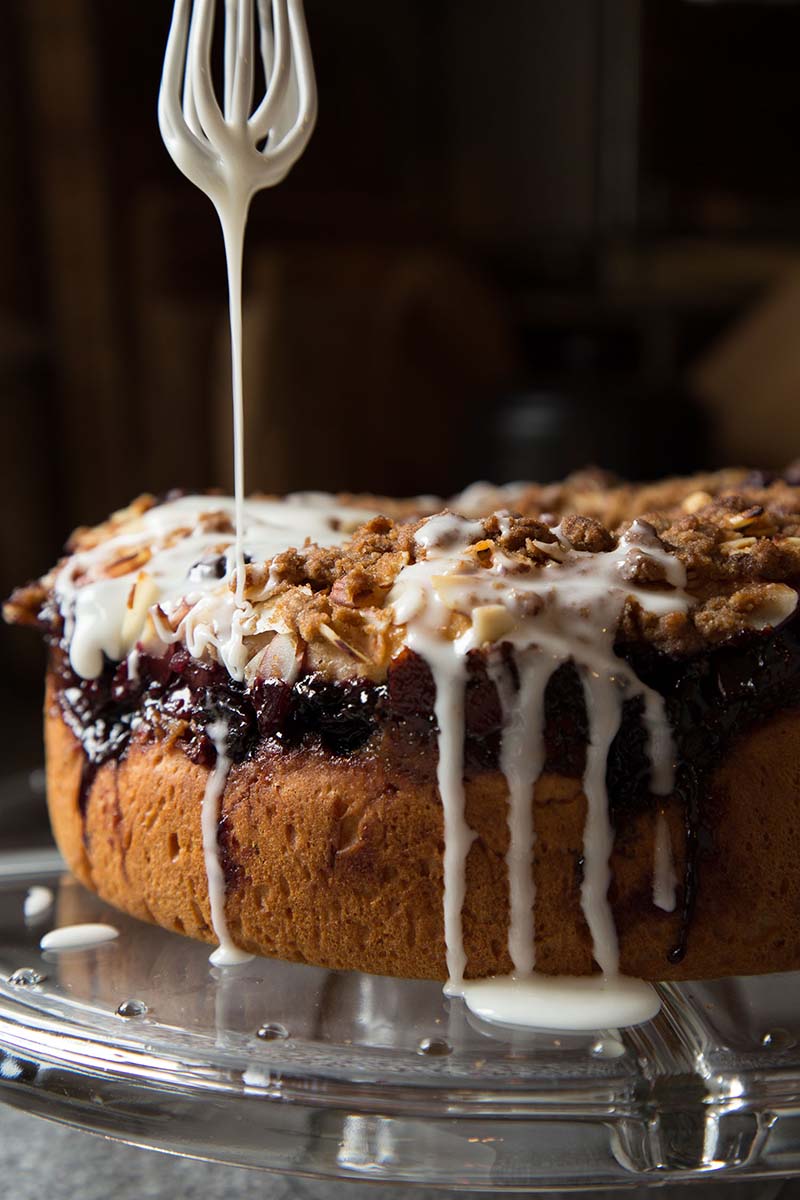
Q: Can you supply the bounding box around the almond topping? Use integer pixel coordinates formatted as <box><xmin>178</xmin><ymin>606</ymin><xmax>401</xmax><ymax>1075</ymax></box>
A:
<box><xmin>120</xmin><ymin>572</ymin><xmax>159</xmax><ymax>650</ymax></box>
<box><xmin>682</xmin><ymin>490</ymin><xmax>712</xmax><ymax>515</ymax></box>
<box><xmin>318</xmin><ymin>622</ymin><xmax>369</xmax><ymax>663</ymax></box>
<box><xmin>732</xmin><ymin>583</ymin><xmax>797</xmax><ymax>631</ymax></box>
<box><xmin>720</xmin><ymin>537</ymin><xmax>757</xmax><ymax>555</ymax></box>
<box><xmin>471</xmin><ymin>604</ymin><xmax>515</xmax><ymax>644</ymax></box>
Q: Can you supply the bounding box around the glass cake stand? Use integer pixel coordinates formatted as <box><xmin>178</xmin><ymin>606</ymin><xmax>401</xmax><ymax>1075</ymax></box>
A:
<box><xmin>2</xmin><ymin>845</ymin><xmax>800</xmax><ymax>1192</ymax></box>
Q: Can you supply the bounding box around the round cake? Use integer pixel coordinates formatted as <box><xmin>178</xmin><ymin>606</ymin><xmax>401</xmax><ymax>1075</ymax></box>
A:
<box><xmin>8</xmin><ymin>468</ymin><xmax>800</xmax><ymax>983</ymax></box>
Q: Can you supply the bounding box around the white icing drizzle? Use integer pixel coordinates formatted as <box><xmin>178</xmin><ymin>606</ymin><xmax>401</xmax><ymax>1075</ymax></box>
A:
<box><xmin>398</xmin><ymin>521</ymin><xmax>477</xmax><ymax>981</ymax></box>
<box><xmin>653</xmin><ymin>809</ymin><xmax>678</xmax><ymax>913</ymax></box>
<box><xmin>40</xmin><ymin>923</ymin><xmax>119</xmax><ymax>952</ymax></box>
<box><xmin>580</xmin><ymin>670</ymin><xmax>623</xmax><ymax>977</ymax></box>
<box><xmin>23</xmin><ymin>886</ymin><xmax>54</xmax><ymax>922</ymax></box>
<box><xmin>55</xmin><ymin>493</ymin><xmax>375</xmax><ymax>681</ymax></box>
<box><xmin>390</xmin><ymin>513</ymin><xmax>690</xmax><ymax>1024</ymax></box>
<box><xmin>489</xmin><ymin>650</ymin><xmax>547</xmax><ymax>975</ymax></box>
<box><xmin>203</xmin><ymin>722</ymin><xmax>253</xmax><ymax>967</ymax></box>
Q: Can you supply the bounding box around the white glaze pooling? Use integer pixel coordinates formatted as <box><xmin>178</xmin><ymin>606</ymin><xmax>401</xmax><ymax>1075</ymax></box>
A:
<box><xmin>55</xmin><ymin>492</ymin><xmax>375</xmax><ymax>681</ymax></box>
<box><xmin>40</xmin><ymin>923</ymin><xmax>119</xmax><ymax>952</ymax></box>
<box><xmin>390</xmin><ymin>514</ymin><xmax>689</xmax><ymax>1023</ymax></box>
<box><xmin>448</xmin><ymin>972</ymin><xmax>660</xmax><ymax>1031</ymax></box>
<box><xmin>204</xmin><ymin>722</ymin><xmax>254</xmax><ymax>966</ymax></box>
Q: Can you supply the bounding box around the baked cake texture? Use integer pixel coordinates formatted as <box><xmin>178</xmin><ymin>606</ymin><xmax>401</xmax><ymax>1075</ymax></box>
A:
<box><xmin>8</xmin><ymin>468</ymin><xmax>800</xmax><ymax>982</ymax></box>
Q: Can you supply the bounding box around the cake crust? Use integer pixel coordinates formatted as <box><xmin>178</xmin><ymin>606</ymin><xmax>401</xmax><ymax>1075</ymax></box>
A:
<box><xmin>46</xmin><ymin>676</ymin><xmax>800</xmax><ymax>981</ymax></box>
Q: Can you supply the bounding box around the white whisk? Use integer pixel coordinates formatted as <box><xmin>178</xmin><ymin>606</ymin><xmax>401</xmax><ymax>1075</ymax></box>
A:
<box><xmin>159</xmin><ymin>0</ymin><xmax>317</xmax><ymax>208</ymax></box>
<box><xmin>158</xmin><ymin>0</ymin><xmax>318</xmax><ymax>594</ymax></box>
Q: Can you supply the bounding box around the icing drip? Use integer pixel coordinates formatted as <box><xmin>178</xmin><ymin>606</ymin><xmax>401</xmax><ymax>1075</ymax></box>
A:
<box><xmin>391</xmin><ymin>513</ymin><xmax>689</xmax><ymax>1023</ymax></box>
<box><xmin>23</xmin><ymin>886</ymin><xmax>54</xmax><ymax>922</ymax></box>
<box><xmin>433</xmin><ymin>661</ymin><xmax>472</xmax><ymax>983</ymax></box>
<box><xmin>653</xmin><ymin>809</ymin><xmax>678</xmax><ymax>913</ymax></box>
<box><xmin>580</xmin><ymin>670</ymin><xmax>623</xmax><ymax>976</ymax></box>
<box><xmin>203</xmin><ymin>721</ymin><xmax>253</xmax><ymax>966</ymax></box>
<box><xmin>489</xmin><ymin>651</ymin><xmax>548</xmax><ymax>975</ymax></box>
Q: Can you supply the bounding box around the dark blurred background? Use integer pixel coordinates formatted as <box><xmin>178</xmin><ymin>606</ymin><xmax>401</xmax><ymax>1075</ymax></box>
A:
<box><xmin>4</xmin><ymin>0</ymin><xmax>800</xmax><ymax>798</ymax></box>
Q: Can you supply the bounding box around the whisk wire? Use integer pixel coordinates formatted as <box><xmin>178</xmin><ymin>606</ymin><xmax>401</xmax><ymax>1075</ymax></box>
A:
<box><xmin>231</xmin><ymin>0</ymin><xmax>254</xmax><ymax>126</ymax></box>
<box><xmin>250</xmin><ymin>0</ymin><xmax>290</xmax><ymax>141</ymax></box>
<box><xmin>188</xmin><ymin>0</ymin><xmax>229</xmax><ymax>150</ymax></box>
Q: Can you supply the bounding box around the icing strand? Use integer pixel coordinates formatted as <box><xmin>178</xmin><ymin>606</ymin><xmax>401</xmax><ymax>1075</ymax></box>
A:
<box><xmin>490</xmin><ymin>650</ymin><xmax>549</xmax><ymax>976</ymax></box>
<box><xmin>222</xmin><ymin>206</ymin><xmax>248</xmax><ymax>603</ymax></box>
<box><xmin>653</xmin><ymin>810</ymin><xmax>678</xmax><ymax>913</ymax></box>
<box><xmin>400</xmin><ymin>523</ymin><xmax>478</xmax><ymax>983</ymax></box>
<box><xmin>203</xmin><ymin>721</ymin><xmax>253</xmax><ymax>966</ymax></box>
<box><xmin>433</xmin><ymin>658</ymin><xmax>472</xmax><ymax>983</ymax></box>
<box><xmin>579</xmin><ymin>669</ymin><xmax>623</xmax><ymax>977</ymax></box>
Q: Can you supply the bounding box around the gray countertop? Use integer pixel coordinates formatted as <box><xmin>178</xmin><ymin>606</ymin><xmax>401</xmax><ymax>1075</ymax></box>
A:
<box><xmin>2</xmin><ymin>1104</ymin><xmax>800</xmax><ymax>1200</ymax></box>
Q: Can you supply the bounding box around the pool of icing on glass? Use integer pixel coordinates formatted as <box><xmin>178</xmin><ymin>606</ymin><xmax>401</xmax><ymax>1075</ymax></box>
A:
<box><xmin>1</xmin><ymin>845</ymin><xmax>800</xmax><ymax>1190</ymax></box>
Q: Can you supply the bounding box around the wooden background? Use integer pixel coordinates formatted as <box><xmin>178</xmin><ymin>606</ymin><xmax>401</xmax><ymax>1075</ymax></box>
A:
<box><xmin>3</xmin><ymin>0</ymin><xmax>800</xmax><ymax>762</ymax></box>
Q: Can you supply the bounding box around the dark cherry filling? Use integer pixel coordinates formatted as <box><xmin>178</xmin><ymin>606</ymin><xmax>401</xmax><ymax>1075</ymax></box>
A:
<box><xmin>50</xmin><ymin>615</ymin><xmax>800</xmax><ymax>964</ymax></box>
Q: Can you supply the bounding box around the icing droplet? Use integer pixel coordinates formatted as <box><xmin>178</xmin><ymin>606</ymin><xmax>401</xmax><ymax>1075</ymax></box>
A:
<box><xmin>40</xmin><ymin>923</ymin><xmax>119</xmax><ymax>953</ymax></box>
<box><xmin>23</xmin><ymin>886</ymin><xmax>54</xmax><ymax>922</ymax></box>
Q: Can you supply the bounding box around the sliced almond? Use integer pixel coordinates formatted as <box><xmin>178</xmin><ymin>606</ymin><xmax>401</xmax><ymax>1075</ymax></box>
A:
<box><xmin>720</xmin><ymin>536</ymin><xmax>757</xmax><ymax>555</ymax></box>
<box><xmin>105</xmin><ymin>546</ymin><xmax>151</xmax><ymax>578</ymax></box>
<box><xmin>431</xmin><ymin>574</ymin><xmax>481</xmax><ymax>607</ymax></box>
<box><xmin>727</xmin><ymin>505</ymin><xmax>764</xmax><ymax>531</ymax></box>
<box><xmin>682</xmin><ymin>490</ymin><xmax>712</xmax><ymax>515</ymax></box>
<box><xmin>736</xmin><ymin>583</ymin><xmax>797</xmax><ymax>631</ymax></box>
<box><xmin>318</xmin><ymin>622</ymin><xmax>370</xmax><ymax>663</ymax></box>
<box><xmin>529</xmin><ymin>538</ymin><xmax>567</xmax><ymax>562</ymax></box>
<box><xmin>245</xmin><ymin>633</ymin><xmax>303</xmax><ymax>685</ymax></box>
<box><xmin>471</xmin><ymin>604</ymin><xmax>515</xmax><ymax>644</ymax></box>
<box><xmin>120</xmin><ymin>571</ymin><xmax>160</xmax><ymax>651</ymax></box>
